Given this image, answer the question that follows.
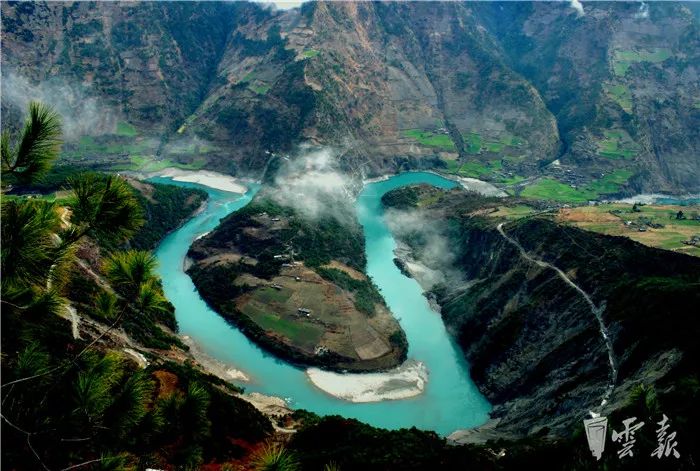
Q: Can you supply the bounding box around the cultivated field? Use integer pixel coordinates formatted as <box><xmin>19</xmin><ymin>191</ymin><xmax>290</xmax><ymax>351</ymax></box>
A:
<box><xmin>557</xmin><ymin>204</ymin><xmax>700</xmax><ymax>257</ymax></box>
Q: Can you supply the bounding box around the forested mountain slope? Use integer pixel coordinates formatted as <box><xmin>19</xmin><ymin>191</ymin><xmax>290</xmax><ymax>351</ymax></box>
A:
<box><xmin>2</xmin><ymin>1</ymin><xmax>698</xmax><ymax>193</ymax></box>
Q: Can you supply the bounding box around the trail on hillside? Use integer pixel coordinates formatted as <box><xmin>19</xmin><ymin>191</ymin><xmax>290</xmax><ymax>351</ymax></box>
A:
<box><xmin>496</xmin><ymin>223</ymin><xmax>618</xmax><ymax>407</ymax></box>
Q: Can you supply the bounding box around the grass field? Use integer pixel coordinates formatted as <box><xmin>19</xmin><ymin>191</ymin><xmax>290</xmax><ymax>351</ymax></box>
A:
<box><xmin>403</xmin><ymin>129</ymin><xmax>456</xmax><ymax>151</ymax></box>
<box><xmin>442</xmin><ymin>157</ymin><xmax>503</xmax><ymax>178</ymax></box>
<box><xmin>605</xmin><ymin>83</ymin><xmax>633</xmax><ymax>113</ymax></box>
<box><xmin>241</xmin><ymin>300</ymin><xmax>324</xmax><ymax>349</ymax></box>
<box><xmin>496</xmin><ymin>175</ymin><xmax>526</xmax><ymax>186</ymax></box>
<box><xmin>597</xmin><ymin>130</ymin><xmax>639</xmax><ymax>160</ymax></box>
<box><xmin>521</xmin><ymin>178</ymin><xmax>598</xmax><ymax>202</ymax></box>
<box><xmin>116</xmin><ymin>121</ymin><xmax>138</xmax><ymax>137</ymax></box>
<box><xmin>300</xmin><ymin>49</ymin><xmax>320</xmax><ymax>59</ymax></box>
<box><xmin>463</xmin><ymin>132</ymin><xmax>482</xmax><ymax>154</ymax></box>
<box><xmin>612</xmin><ymin>48</ymin><xmax>672</xmax><ymax>76</ymax></box>
<box><xmin>557</xmin><ymin>204</ymin><xmax>700</xmax><ymax>257</ymax></box>
<box><xmin>249</xmin><ymin>83</ymin><xmax>271</xmax><ymax>95</ymax></box>
<box><xmin>521</xmin><ymin>170</ymin><xmax>633</xmax><ymax>203</ymax></box>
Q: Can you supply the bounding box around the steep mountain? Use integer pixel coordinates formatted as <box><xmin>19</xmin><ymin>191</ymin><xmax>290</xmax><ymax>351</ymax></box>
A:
<box><xmin>475</xmin><ymin>1</ymin><xmax>700</xmax><ymax>193</ymax></box>
<box><xmin>2</xmin><ymin>1</ymin><xmax>698</xmax><ymax>192</ymax></box>
<box><xmin>1</xmin><ymin>1</ymin><xmax>245</xmax><ymax>133</ymax></box>
<box><xmin>382</xmin><ymin>185</ymin><xmax>700</xmax><ymax>460</ymax></box>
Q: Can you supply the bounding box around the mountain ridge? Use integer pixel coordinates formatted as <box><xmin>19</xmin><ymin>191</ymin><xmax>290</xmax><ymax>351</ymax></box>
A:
<box><xmin>2</xmin><ymin>1</ymin><xmax>698</xmax><ymax>194</ymax></box>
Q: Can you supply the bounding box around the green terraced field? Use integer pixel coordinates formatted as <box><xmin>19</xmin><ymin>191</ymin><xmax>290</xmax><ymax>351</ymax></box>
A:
<box><xmin>300</xmin><ymin>49</ymin><xmax>320</xmax><ymax>59</ymax></box>
<box><xmin>496</xmin><ymin>175</ymin><xmax>526</xmax><ymax>186</ymax></box>
<box><xmin>115</xmin><ymin>121</ymin><xmax>138</xmax><ymax>137</ymax></box>
<box><xmin>463</xmin><ymin>132</ymin><xmax>482</xmax><ymax>154</ymax></box>
<box><xmin>605</xmin><ymin>83</ymin><xmax>633</xmax><ymax>112</ymax></box>
<box><xmin>557</xmin><ymin>203</ymin><xmax>700</xmax><ymax>257</ymax></box>
<box><xmin>241</xmin><ymin>302</ymin><xmax>323</xmax><ymax>348</ymax></box>
<box><xmin>521</xmin><ymin>170</ymin><xmax>633</xmax><ymax>202</ymax></box>
<box><xmin>241</xmin><ymin>71</ymin><xmax>256</xmax><ymax>82</ymax></box>
<box><xmin>587</xmin><ymin>170</ymin><xmax>633</xmax><ymax>194</ymax></box>
<box><xmin>249</xmin><ymin>83</ymin><xmax>271</xmax><ymax>95</ymax></box>
<box><xmin>403</xmin><ymin>129</ymin><xmax>456</xmax><ymax>151</ymax></box>
<box><xmin>461</xmin><ymin>131</ymin><xmax>523</xmax><ymax>154</ymax></box>
<box><xmin>457</xmin><ymin>159</ymin><xmax>502</xmax><ymax>177</ymax></box>
<box><xmin>597</xmin><ymin>130</ymin><xmax>639</xmax><ymax>160</ymax></box>
<box><xmin>612</xmin><ymin>48</ymin><xmax>672</xmax><ymax>76</ymax></box>
<box><xmin>521</xmin><ymin>178</ymin><xmax>598</xmax><ymax>202</ymax></box>
<box><xmin>489</xmin><ymin>204</ymin><xmax>537</xmax><ymax>220</ymax></box>
<box><xmin>442</xmin><ymin>158</ymin><xmax>502</xmax><ymax>177</ymax></box>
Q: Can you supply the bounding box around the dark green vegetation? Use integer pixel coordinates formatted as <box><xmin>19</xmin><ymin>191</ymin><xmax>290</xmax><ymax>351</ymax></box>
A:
<box><xmin>3</xmin><ymin>2</ymin><xmax>698</xmax><ymax>193</ymax></box>
<box><xmin>128</xmin><ymin>181</ymin><xmax>207</xmax><ymax>250</ymax></box>
<box><xmin>1</xmin><ymin>104</ymin><xmax>272</xmax><ymax>469</ymax></box>
<box><xmin>1</xmin><ymin>102</ymin><xmax>62</xmax><ymax>184</ymax></box>
<box><xmin>198</xmin><ymin>196</ymin><xmax>366</xmax><ymax>271</ymax></box>
<box><xmin>7</xmin><ymin>167</ymin><xmax>207</xmax><ymax>252</ymax></box>
<box><xmin>382</xmin><ymin>185</ymin><xmax>700</xmax><ymax>467</ymax></box>
<box><xmin>289</xmin><ymin>391</ymin><xmax>700</xmax><ymax>470</ymax></box>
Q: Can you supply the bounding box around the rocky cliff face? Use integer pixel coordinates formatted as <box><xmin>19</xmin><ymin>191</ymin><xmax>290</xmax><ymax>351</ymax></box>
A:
<box><xmin>2</xmin><ymin>1</ymin><xmax>698</xmax><ymax>192</ymax></box>
<box><xmin>382</xmin><ymin>186</ymin><xmax>700</xmax><ymax>444</ymax></box>
<box><xmin>1</xmin><ymin>1</ymin><xmax>238</xmax><ymax>133</ymax></box>
<box><xmin>476</xmin><ymin>1</ymin><xmax>700</xmax><ymax>193</ymax></box>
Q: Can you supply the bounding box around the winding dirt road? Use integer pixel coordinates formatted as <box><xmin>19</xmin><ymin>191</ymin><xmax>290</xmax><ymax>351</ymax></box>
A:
<box><xmin>496</xmin><ymin>222</ymin><xmax>618</xmax><ymax>406</ymax></box>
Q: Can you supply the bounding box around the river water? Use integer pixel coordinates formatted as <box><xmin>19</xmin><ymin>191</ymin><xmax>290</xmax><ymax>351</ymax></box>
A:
<box><xmin>152</xmin><ymin>172</ymin><xmax>491</xmax><ymax>435</ymax></box>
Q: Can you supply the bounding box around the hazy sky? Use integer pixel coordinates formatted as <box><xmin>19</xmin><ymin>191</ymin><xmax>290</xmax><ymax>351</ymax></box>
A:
<box><xmin>259</xmin><ymin>0</ymin><xmax>305</xmax><ymax>10</ymax></box>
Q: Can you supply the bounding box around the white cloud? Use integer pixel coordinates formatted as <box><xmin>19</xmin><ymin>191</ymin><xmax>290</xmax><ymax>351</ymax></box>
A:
<box><xmin>255</xmin><ymin>0</ymin><xmax>306</xmax><ymax>11</ymax></box>
<box><xmin>384</xmin><ymin>208</ymin><xmax>463</xmax><ymax>288</ymax></box>
<box><xmin>570</xmin><ymin>0</ymin><xmax>585</xmax><ymax>16</ymax></box>
<box><xmin>269</xmin><ymin>146</ymin><xmax>356</xmax><ymax>223</ymax></box>
<box><xmin>2</xmin><ymin>71</ymin><xmax>116</xmax><ymax>139</ymax></box>
<box><xmin>635</xmin><ymin>2</ymin><xmax>649</xmax><ymax>19</ymax></box>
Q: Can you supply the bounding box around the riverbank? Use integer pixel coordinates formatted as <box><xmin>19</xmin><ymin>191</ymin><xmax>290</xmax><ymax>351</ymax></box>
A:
<box><xmin>306</xmin><ymin>360</ymin><xmax>428</xmax><ymax>402</ymax></box>
<box><xmin>139</xmin><ymin>168</ymin><xmax>249</xmax><ymax>193</ymax></box>
<box><xmin>363</xmin><ymin>170</ymin><xmax>506</xmax><ymax>197</ymax></box>
<box><xmin>614</xmin><ymin>192</ymin><xmax>700</xmax><ymax>205</ymax></box>
<box><xmin>180</xmin><ymin>335</ymin><xmax>250</xmax><ymax>382</ymax></box>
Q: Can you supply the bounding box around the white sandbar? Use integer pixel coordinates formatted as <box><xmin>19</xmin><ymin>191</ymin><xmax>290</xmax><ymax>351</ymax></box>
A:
<box><xmin>306</xmin><ymin>360</ymin><xmax>428</xmax><ymax>403</ymax></box>
<box><xmin>156</xmin><ymin>168</ymin><xmax>248</xmax><ymax>193</ymax></box>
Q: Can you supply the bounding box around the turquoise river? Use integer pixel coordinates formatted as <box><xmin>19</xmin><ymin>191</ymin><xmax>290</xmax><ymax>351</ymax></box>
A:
<box><xmin>152</xmin><ymin>172</ymin><xmax>491</xmax><ymax>435</ymax></box>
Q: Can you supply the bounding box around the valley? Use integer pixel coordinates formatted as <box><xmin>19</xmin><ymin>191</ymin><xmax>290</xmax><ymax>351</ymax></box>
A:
<box><xmin>2</xmin><ymin>1</ymin><xmax>700</xmax><ymax>469</ymax></box>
